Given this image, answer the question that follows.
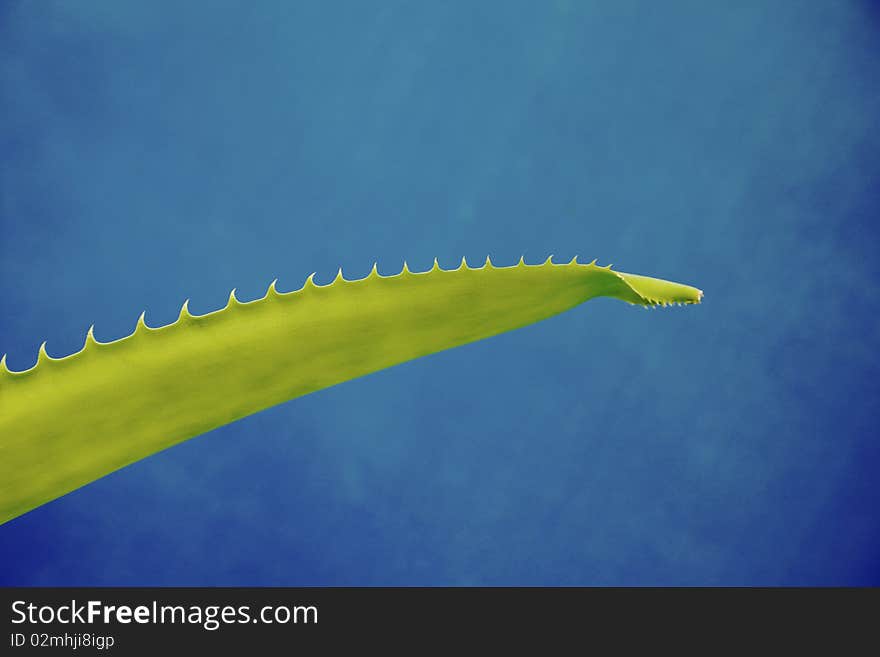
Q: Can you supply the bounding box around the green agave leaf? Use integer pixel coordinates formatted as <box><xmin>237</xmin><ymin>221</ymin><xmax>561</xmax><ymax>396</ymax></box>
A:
<box><xmin>0</xmin><ymin>256</ymin><xmax>702</xmax><ymax>524</ymax></box>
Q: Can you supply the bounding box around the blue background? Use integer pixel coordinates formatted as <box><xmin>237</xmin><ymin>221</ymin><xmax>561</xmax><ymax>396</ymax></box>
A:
<box><xmin>1</xmin><ymin>1</ymin><xmax>878</xmax><ymax>585</ymax></box>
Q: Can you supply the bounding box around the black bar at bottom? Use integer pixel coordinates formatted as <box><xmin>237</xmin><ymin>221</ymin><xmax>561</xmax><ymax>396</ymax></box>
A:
<box><xmin>1</xmin><ymin>587</ymin><xmax>876</xmax><ymax>651</ymax></box>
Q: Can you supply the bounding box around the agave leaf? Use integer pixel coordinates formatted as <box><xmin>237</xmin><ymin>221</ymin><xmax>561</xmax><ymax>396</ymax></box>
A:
<box><xmin>0</xmin><ymin>256</ymin><xmax>702</xmax><ymax>524</ymax></box>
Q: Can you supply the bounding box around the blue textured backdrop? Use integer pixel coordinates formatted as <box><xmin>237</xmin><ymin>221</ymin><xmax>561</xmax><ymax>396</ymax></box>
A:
<box><xmin>1</xmin><ymin>1</ymin><xmax>878</xmax><ymax>585</ymax></box>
